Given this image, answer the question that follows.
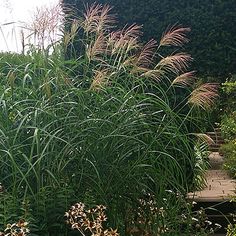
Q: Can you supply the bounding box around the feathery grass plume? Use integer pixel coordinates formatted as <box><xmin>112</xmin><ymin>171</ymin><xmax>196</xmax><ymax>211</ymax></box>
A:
<box><xmin>119</xmin><ymin>24</ymin><xmax>142</xmax><ymax>52</ymax></box>
<box><xmin>86</xmin><ymin>33</ymin><xmax>106</xmax><ymax>61</ymax></box>
<box><xmin>108</xmin><ymin>31</ymin><xmax>126</xmax><ymax>55</ymax></box>
<box><xmin>120</xmin><ymin>24</ymin><xmax>143</xmax><ymax>39</ymax></box>
<box><xmin>90</xmin><ymin>69</ymin><xmax>109</xmax><ymax>91</ymax></box>
<box><xmin>191</xmin><ymin>133</ymin><xmax>215</xmax><ymax>145</ymax></box>
<box><xmin>83</xmin><ymin>3</ymin><xmax>101</xmax><ymax>32</ymax></box>
<box><xmin>121</xmin><ymin>55</ymin><xmax>136</xmax><ymax>68</ymax></box>
<box><xmin>159</xmin><ymin>25</ymin><xmax>191</xmax><ymax>47</ymax></box>
<box><xmin>82</xmin><ymin>3</ymin><xmax>115</xmax><ymax>34</ymax></box>
<box><xmin>70</xmin><ymin>19</ymin><xmax>80</xmax><ymax>40</ymax></box>
<box><xmin>62</xmin><ymin>6</ymin><xmax>80</xmax><ymax>47</ymax></box>
<box><xmin>188</xmin><ymin>83</ymin><xmax>219</xmax><ymax>110</ymax></box>
<box><xmin>140</xmin><ymin>69</ymin><xmax>164</xmax><ymax>81</ymax></box>
<box><xmin>63</xmin><ymin>31</ymin><xmax>71</xmax><ymax>48</ymax></box>
<box><xmin>97</xmin><ymin>4</ymin><xmax>116</xmax><ymax>33</ymax></box>
<box><xmin>108</xmin><ymin>24</ymin><xmax>142</xmax><ymax>54</ymax></box>
<box><xmin>156</xmin><ymin>53</ymin><xmax>192</xmax><ymax>75</ymax></box>
<box><xmin>171</xmin><ymin>71</ymin><xmax>196</xmax><ymax>87</ymax></box>
<box><xmin>135</xmin><ymin>39</ymin><xmax>157</xmax><ymax>68</ymax></box>
<box><xmin>107</xmin><ymin>30</ymin><xmax>119</xmax><ymax>51</ymax></box>
<box><xmin>26</xmin><ymin>3</ymin><xmax>64</xmax><ymax>49</ymax></box>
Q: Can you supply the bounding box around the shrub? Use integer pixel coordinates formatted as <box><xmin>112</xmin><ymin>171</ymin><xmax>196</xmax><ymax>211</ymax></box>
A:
<box><xmin>221</xmin><ymin>75</ymin><xmax>236</xmax><ymax>115</ymax></box>
<box><xmin>220</xmin><ymin>141</ymin><xmax>236</xmax><ymax>178</ymax></box>
<box><xmin>227</xmin><ymin>223</ymin><xmax>236</xmax><ymax>236</ymax></box>
<box><xmin>221</xmin><ymin>112</ymin><xmax>236</xmax><ymax>141</ymax></box>
<box><xmin>220</xmin><ymin>75</ymin><xmax>236</xmax><ymax>177</ymax></box>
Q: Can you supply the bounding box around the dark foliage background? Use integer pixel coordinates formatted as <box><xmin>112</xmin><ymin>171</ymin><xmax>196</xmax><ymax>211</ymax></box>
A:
<box><xmin>63</xmin><ymin>0</ymin><xmax>236</xmax><ymax>78</ymax></box>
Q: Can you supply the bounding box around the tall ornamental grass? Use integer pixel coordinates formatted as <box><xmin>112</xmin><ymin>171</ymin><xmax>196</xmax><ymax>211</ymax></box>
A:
<box><xmin>0</xmin><ymin>3</ymin><xmax>218</xmax><ymax>235</ymax></box>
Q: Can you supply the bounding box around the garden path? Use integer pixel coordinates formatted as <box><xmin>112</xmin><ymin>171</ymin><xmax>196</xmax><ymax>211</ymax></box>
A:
<box><xmin>188</xmin><ymin>152</ymin><xmax>236</xmax><ymax>201</ymax></box>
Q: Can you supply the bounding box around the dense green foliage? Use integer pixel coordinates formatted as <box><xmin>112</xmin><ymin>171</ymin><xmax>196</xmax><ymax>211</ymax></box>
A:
<box><xmin>0</xmin><ymin>4</ymin><xmax>219</xmax><ymax>235</ymax></box>
<box><xmin>63</xmin><ymin>0</ymin><xmax>236</xmax><ymax>77</ymax></box>
<box><xmin>220</xmin><ymin>76</ymin><xmax>236</xmax><ymax>178</ymax></box>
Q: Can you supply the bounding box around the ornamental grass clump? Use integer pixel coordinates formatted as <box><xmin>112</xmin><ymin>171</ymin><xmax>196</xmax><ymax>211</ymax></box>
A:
<box><xmin>0</xmin><ymin>2</ymin><xmax>219</xmax><ymax>235</ymax></box>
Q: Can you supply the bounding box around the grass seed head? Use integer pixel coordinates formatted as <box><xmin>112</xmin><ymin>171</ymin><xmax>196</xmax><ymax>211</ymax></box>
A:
<box><xmin>159</xmin><ymin>25</ymin><xmax>191</xmax><ymax>47</ymax></box>
<box><xmin>188</xmin><ymin>83</ymin><xmax>219</xmax><ymax>110</ymax></box>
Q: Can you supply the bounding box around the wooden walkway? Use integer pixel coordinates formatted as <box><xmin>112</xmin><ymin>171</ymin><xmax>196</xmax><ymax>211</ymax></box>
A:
<box><xmin>188</xmin><ymin>152</ymin><xmax>236</xmax><ymax>202</ymax></box>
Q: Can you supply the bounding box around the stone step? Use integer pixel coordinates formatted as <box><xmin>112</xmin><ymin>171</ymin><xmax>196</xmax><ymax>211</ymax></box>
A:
<box><xmin>209</xmin><ymin>144</ymin><xmax>223</xmax><ymax>148</ymax></box>
<box><xmin>209</xmin><ymin>143</ymin><xmax>224</xmax><ymax>146</ymax></box>
<box><xmin>209</xmin><ymin>147</ymin><xmax>221</xmax><ymax>152</ymax></box>
<box><xmin>214</xmin><ymin>141</ymin><xmax>224</xmax><ymax>145</ymax></box>
<box><xmin>207</xmin><ymin>139</ymin><xmax>224</xmax><ymax>145</ymax></box>
<box><xmin>206</xmin><ymin>132</ymin><xmax>222</xmax><ymax>135</ymax></box>
<box><xmin>208</xmin><ymin>136</ymin><xmax>223</xmax><ymax>139</ymax></box>
<box><xmin>207</xmin><ymin>134</ymin><xmax>223</xmax><ymax>137</ymax></box>
<box><xmin>207</xmin><ymin>136</ymin><xmax>224</xmax><ymax>140</ymax></box>
<box><xmin>212</xmin><ymin>144</ymin><xmax>223</xmax><ymax>148</ymax></box>
<box><xmin>188</xmin><ymin>150</ymin><xmax>235</xmax><ymax>235</ymax></box>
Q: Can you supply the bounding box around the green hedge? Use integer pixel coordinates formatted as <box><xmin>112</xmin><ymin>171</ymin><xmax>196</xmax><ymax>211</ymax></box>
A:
<box><xmin>63</xmin><ymin>0</ymin><xmax>236</xmax><ymax>78</ymax></box>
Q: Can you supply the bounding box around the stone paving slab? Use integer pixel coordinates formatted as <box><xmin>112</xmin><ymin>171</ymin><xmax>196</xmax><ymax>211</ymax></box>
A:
<box><xmin>209</xmin><ymin>152</ymin><xmax>224</xmax><ymax>169</ymax></box>
<box><xmin>188</xmin><ymin>152</ymin><xmax>236</xmax><ymax>202</ymax></box>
